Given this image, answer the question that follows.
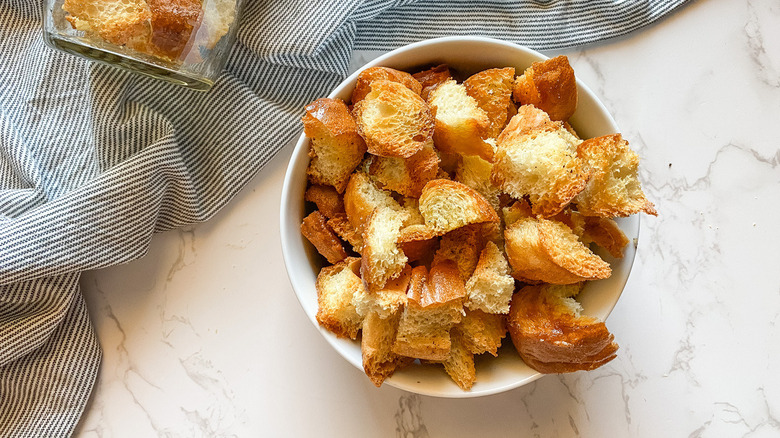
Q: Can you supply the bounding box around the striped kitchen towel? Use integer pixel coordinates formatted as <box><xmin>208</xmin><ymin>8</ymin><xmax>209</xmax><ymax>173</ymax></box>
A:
<box><xmin>0</xmin><ymin>0</ymin><xmax>688</xmax><ymax>436</ymax></box>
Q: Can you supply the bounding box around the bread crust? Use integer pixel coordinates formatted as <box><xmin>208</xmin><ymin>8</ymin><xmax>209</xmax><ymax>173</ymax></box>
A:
<box><xmin>504</xmin><ymin>217</ymin><xmax>611</xmax><ymax>284</ymax></box>
<box><xmin>412</xmin><ymin>64</ymin><xmax>452</xmax><ymax>101</ymax></box>
<box><xmin>352</xmin><ymin>67</ymin><xmax>423</xmax><ymax>105</ymax></box>
<box><xmin>582</xmin><ymin>216</ymin><xmax>630</xmax><ymax>258</ymax></box>
<box><xmin>300</xmin><ymin>211</ymin><xmax>348</xmax><ymax>264</ymax></box>
<box><xmin>304</xmin><ymin>185</ymin><xmax>344</xmax><ymax>219</ymax></box>
<box><xmin>513</xmin><ymin>56</ymin><xmax>578</xmax><ymax>122</ymax></box>
<box><xmin>507</xmin><ymin>284</ymin><xmax>618</xmax><ymax>373</ymax></box>
<box><xmin>464</xmin><ymin>67</ymin><xmax>516</xmax><ymax>138</ymax></box>
<box><xmin>315</xmin><ymin>257</ymin><xmax>364</xmax><ymax>339</ymax></box>
<box><xmin>368</xmin><ymin>144</ymin><xmax>440</xmax><ymax>197</ymax></box>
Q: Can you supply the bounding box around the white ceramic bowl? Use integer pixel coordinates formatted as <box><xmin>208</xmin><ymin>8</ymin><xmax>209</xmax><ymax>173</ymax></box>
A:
<box><xmin>280</xmin><ymin>36</ymin><xmax>639</xmax><ymax>398</ymax></box>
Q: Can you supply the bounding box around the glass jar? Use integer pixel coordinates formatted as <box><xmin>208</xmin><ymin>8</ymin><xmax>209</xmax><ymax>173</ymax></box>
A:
<box><xmin>43</xmin><ymin>0</ymin><xmax>244</xmax><ymax>90</ymax></box>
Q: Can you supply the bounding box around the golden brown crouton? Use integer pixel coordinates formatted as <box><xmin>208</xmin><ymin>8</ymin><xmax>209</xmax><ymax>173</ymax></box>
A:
<box><xmin>501</xmin><ymin>199</ymin><xmax>533</xmax><ymax>228</ymax></box>
<box><xmin>362</xmin><ymin>309</ymin><xmax>414</xmax><ymax>387</ymax></box>
<box><xmin>433</xmin><ymin>225</ymin><xmax>484</xmax><ymax>282</ymax></box>
<box><xmin>303</xmin><ymin>98</ymin><xmax>367</xmax><ymax>193</ymax></box>
<box><xmin>360</xmin><ymin>207</ymin><xmax>409</xmax><ymax>289</ymax></box>
<box><xmin>353</xmin><ymin>264</ymin><xmax>412</xmax><ymax>318</ymax></box>
<box><xmin>326</xmin><ymin>213</ymin><xmax>363</xmax><ymax>253</ymax></box>
<box><xmin>492</xmin><ymin>122</ymin><xmax>589</xmax><ymax>218</ymax></box>
<box><xmin>507</xmin><ymin>283</ymin><xmax>618</xmax><ymax>373</ymax></box>
<box><xmin>352</xmin><ymin>66</ymin><xmax>423</xmax><ymax>105</ymax></box>
<box><xmin>353</xmin><ymin>80</ymin><xmax>435</xmax><ymax>159</ymax></box>
<box><xmin>428</xmin><ymin>79</ymin><xmax>495</xmax><ymax>161</ymax></box>
<box><xmin>343</xmin><ymin>172</ymin><xmax>401</xmax><ymax>237</ymax></box>
<box><xmin>464</xmin><ymin>67</ymin><xmax>516</xmax><ymax>138</ymax></box>
<box><xmin>575</xmin><ymin>134</ymin><xmax>658</xmax><ymax>217</ymax></box>
<box><xmin>465</xmin><ymin>241</ymin><xmax>515</xmax><ymax>314</ymax></box>
<box><xmin>300</xmin><ymin>211</ymin><xmax>348</xmax><ymax>264</ymax></box>
<box><xmin>315</xmin><ymin>257</ymin><xmax>365</xmax><ymax>339</ymax></box>
<box><xmin>393</xmin><ymin>263</ymin><xmax>465</xmax><ymax>361</ymax></box>
<box><xmin>418</xmin><ymin>179</ymin><xmax>499</xmax><ymax>234</ymax></box>
<box><xmin>442</xmin><ymin>328</ymin><xmax>476</xmax><ymax>390</ymax></box>
<box><xmin>304</xmin><ymin>184</ymin><xmax>345</xmax><ymax>219</ymax></box>
<box><xmin>368</xmin><ymin>144</ymin><xmax>440</xmax><ymax>197</ymax></box>
<box><xmin>458</xmin><ymin>309</ymin><xmax>507</xmax><ymax>356</ymax></box>
<box><xmin>504</xmin><ymin>217</ymin><xmax>611</xmax><ymax>284</ymax></box>
<box><xmin>497</xmin><ymin>104</ymin><xmax>552</xmax><ymax>146</ymax></box>
<box><xmin>513</xmin><ymin>56</ymin><xmax>578</xmax><ymax>122</ymax></box>
<box><xmin>413</xmin><ymin>64</ymin><xmax>453</xmax><ymax>101</ymax></box>
<box><xmin>582</xmin><ymin>216</ymin><xmax>630</xmax><ymax>258</ymax></box>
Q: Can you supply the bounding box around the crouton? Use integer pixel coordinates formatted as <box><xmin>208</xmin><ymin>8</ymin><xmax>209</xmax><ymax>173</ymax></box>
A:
<box><xmin>507</xmin><ymin>283</ymin><xmax>619</xmax><ymax>373</ymax></box>
<box><xmin>303</xmin><ymin>98</ymin><xmax>367</xmax><ymax>193</ymax></box>
<box><xmin>551</xmin><ymin>207</ymin><xmax>586</xmax><ymax>239</ymax></box>
<box><xmin>353</xmin><ymin>80</ymin><xmax>434</xmax><ymax>159</ymax></box>
<box><xmin>575</xmin><ymin>134</ymin><xmax>658</xmax><ymax>217</ymax></box>
<box><xmin>428</xmin><ymin>79</ymin><xmax>494</xmax><ymax>161</ymax></box>
<box><xmin>300</xmin><ymin>211</ymin><xmax>348</xmax><ymax>264</ymax></box>
<box><xmin>362</xmin><ymin>309</ymin><xmax>414</xmax><ymax>387</ymax></box>
<box><xmin>352</xmin><ymin>66</ymin><xmax>423</xmax><ymax>105</ymax></box>
<box><xmin>315</xmin><ymin>257</ymin><xmax>365</xmax><ymax>339</ymax></box>
<box><xmin>393</xmin><ymin>262</ymin><xmax>465</xmax><ymax>361</ymax></box>
<box><xmin>360</xmin><ymin>207</ymin><xmax>409</xmax><ymax>289</ymax></box>
<box><xmin>418</xmin><ymin>179</ymin><xmax>499</xmax><ymax>234</ymax></box>
<box><xmin>501</xmin><ymin>199</ymin><xmax>533</xmax><ymax>228</ymax></box>
<box><xmin>504</xmin><ymin>217</ymin><xmax>611</xmax><ymax>284</ymax></box>
<box><xmin>442</xmin><ymin>328</ymin><xmax>476</xmax><ymax>390</ymax></box>
<box><xmin>458</xmin><ymin>309</ymin><xmax>507</xmax><ymax>356</ymax></box>
<box><xmin>582</xmin><ymin>216</ymin><xmax>630</xmax><ymax>258</ymax></box>
<box><xmin>368</xmin><ymin>144</ymin><xmax>440</xmax><ymax>197</ymax></box>
<box><xmin>465</xmin><ymin>242</ymin><xmax>515</xmax><ymax>314</ymax></box>
<box><xmin>353</xmin><ymin>264</ymin><xmax>412</xmax><ymax>318</ymax></box>
<box><xmin>497</xmin><ymin>104</ymin><xmax>552</xmax><ymax>146</ymax></box>
<box><xmin>464</xmin><ymin>67</ymin><xmax>516</xmax><ymax>137</ymax></box>
<box><xmin>433</xmin><ymin>225</ymin><xmax>484</xmax><ymax>282</ymax></box>
<box><xmin>304</xmin><ymin>185</ymin><xmax>345</xmax><ymax>219</ymax></box>
<box><xmin>343</xmin><ymin>172</ymin><xmax>401</xmax><ymax>237</ymax></box>
<box><xmin>412</xmin><ymin>64</ymin><xmax>452</xmax><ymax>101</ymax></box>
<box><xmin>455</xmin><ymin>154</ymin><xmax>501</xmax><ymax>212</ymax></box>
<box><xmin>327</xmin><ymin>213</ymin><xmax>363</xmax><ymax>253</ymax></box>
<box><xmin>513</xmin><ymin>56</ymin><xmax>578</xmax><ymax>121</ymax></box>
<box><xmin>492</xmin><ymin>122</ymin><xmax>589</xmax><ymax>217</ymax></box>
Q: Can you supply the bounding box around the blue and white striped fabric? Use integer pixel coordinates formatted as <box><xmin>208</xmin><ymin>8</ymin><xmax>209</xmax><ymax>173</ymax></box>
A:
<box><xmin>0</xmin><ymin>0</ymin><xmax>688</xmax><ymax>436</ymax></box>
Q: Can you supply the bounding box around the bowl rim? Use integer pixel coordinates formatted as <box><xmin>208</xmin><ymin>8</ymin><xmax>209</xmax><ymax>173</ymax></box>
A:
<box><xmin>280</xmin><ymin>36</ymin><xmax>640</xmax><ymax>398</ymax></box>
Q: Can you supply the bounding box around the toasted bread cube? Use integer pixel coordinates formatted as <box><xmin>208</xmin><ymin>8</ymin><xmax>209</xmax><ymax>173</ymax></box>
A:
<box><xmin>455</xmin><ymin>154</ymin><xmax>501</xmax><ymax>212</ymax></box>
<box><xmin>442</xmin><ymin>328</ymin><xmax>476</xmax><ymax>391</ymax></box>
<box><xmin>304</xmin><ymin>185</ymin><xmax>345</xmax><ymax>219</ymax></box>
<box><xmin>428</xmin><ymin>79</ymin><xmax>494</xmax><ymax>161</ymax></box>
<box><xmin>303</xmin><ymin>98</ymin><xmax>367</xmax><ymax>193</ymax></box>
<box><xmin>501</xmin><ymin>199</ymin><xmax>533</xmax><ymax>228</ymax></box>
<box><xmin>413</xmin><ymin>64</ymin><xmax>452</xmax><ymax>101</ymax></box>
<box><xmin>465</xmin><ymin>242</ymin><xmax>515</xmax><ymax>314</ymax></box>
<box><xmin>326</xmin><ymin>213</ymin><xmax>363</xmax><ymax>253</ymax></box>
<box><xmin>418</xmin><ymin>179</ymin><xmax>499</xmax><ymax>234</ymax></box>
<box><xmin>582</xmin><ymin>216</ymin><xmax>630</xmax><ymax>258</ymax></box>
<box><xmin>433</xmin><ymin>225</ymin><xmax>483</xmax><ymax>282</ymax></box>
<box><xmin>507</xmin><ymin>283</ymin><xmax>618</xmax><ymax>373</ymax></box>
<box><xmin>368</xmin><ymin>144</ymin><xmax>440</xmax><ymax>197</ymax></box>
<box><xmin>353</xmin><ymin>80</ymin><xmax>434</xmax><ymax>159</ymax></box>
<box><xmin>361</xmin><ymin>207</ymin><xmax>409</xmax><ymax>289</ymax></box>
<box><xmin>393</xmin><ymin>262</ymin><xmax>465</xmax><ymax>361</ymax></box>
<box><xmin>300</xmin><ymin>211</ymin><xmax>348</xmax><ymax>264</ymax></box>
<box><xmin>352</xmin><ymin>66</ymin><xmax>423</xmax><ymax>105</ymax></box>
<box><xmin>504</xmin><ymin>217</ymin><xmax>611</xmax><ymax>284</ymax></box>
<box><xmin>513</xmin><ymin>56</ymin><xmax>578</xmax><ymax>121</ymax></box>
<box><xmin>458</xmin><ymin>309</ymin><xmax>507</xmax><ymax>356</ymax></box>
<box><xmin>464</xmin><ymin>67</ymin><xmax>516</xmax><ymax>138</ymax></box>
<box><xmin>315</xmin><ymin>257</ymin><xmax>365</xmax><ymax>339</ymax></box>
<box><xmin>492</xmin><ymin>122</ymin><xmax>589</xmax><ymax>218</ymax></box>
<box><xmin>575</xmin><ymin>134</ymin><xmax>658</xmax><ymax>217</ymax></box>
<box><xmin>343</xmin><ymin>172</ymin><xmax>401</xmax><ymax>237</ymax></box>
<box><xmin>353</xmin><ymin>264</ymin><xmax>411</xmax><ymax>318</ymax></box>
<box><xmin>63</xmin><ymin>0</ymin><xmax>151</xmax><ymax>47</ymax></box>
<box><xmin>497</xmin><ymin>104</ymin><xmax>552</xmax><ymax>146</ymax></box>
<box><xmin>362</xmin><ymin>309</ymin><xmax>413</xmax><ymax>387</ymax></box>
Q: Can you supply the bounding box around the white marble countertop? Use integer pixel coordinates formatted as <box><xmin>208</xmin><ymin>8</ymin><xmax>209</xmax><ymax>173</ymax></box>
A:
<box><xmin>73</xmin><ymin>0</ymin><xmax>780</xmax><ymax>436</ymax></box>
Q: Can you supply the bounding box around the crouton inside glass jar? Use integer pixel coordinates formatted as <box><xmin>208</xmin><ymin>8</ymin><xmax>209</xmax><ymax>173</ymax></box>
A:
<box><xmin>42</xmin><ymin>0</ymin><xmax>243</xmax><ymax>90</ymax></box>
